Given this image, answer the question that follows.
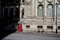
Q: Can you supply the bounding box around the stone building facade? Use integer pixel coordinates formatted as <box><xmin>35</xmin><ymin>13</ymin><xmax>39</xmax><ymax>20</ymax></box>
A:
<box><xmin>20</xmin><ymin>0</ymin><xmax>60</xmax><ymax>33</ymax></box>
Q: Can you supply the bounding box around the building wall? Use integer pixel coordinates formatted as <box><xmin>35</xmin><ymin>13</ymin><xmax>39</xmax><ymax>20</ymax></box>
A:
<box><xmin>20</xmin><ymin>0</ymin><xmax>60</xmax><ymax>33</ymax></box>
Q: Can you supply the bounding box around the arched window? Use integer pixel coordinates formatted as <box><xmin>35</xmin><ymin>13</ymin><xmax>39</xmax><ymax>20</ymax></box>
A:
<box><xmin>47</xmin><ymin>4</ymin><xmax>53</xmax><ymax>17</ymax></box>
<box><xmin>57</xmin><ymin>4</ymin><xmax>60</xmax><ymax>17</ymax></box>
<box><xmin>38</xmin><ymin>5</ymin><xmax>44</xmax><ymax>17</ymax></box>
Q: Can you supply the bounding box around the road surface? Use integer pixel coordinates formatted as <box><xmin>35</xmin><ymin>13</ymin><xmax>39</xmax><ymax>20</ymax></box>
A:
<box><xmin>2</xmin><ymin>32</ymin><xmax>60</xmax><ymax>40</ymax></box>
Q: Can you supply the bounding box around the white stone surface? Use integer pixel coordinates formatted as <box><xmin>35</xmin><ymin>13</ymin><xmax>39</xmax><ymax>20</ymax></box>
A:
<box><xmin>20</xmin><ymin>0</ymin><xmax>60</xmax><ymax>33</ymax></box>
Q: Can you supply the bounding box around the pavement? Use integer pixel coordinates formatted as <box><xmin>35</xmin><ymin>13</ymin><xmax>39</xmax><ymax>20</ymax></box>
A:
<box><xmin>2</xmin><ymin>32</ymin><xmax>60</xmax><ymax>40</ymax></box>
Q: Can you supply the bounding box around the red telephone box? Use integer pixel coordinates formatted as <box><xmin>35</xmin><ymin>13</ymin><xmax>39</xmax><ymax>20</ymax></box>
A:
<box><xmin>18</xmin><ymin>24</ymin><xmax>22</xmax><ymax>32</ymax></box>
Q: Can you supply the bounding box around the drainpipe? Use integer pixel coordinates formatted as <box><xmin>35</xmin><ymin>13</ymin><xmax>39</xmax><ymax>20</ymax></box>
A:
<box><xmin>56</xmin><ymin>3</ymin><xmax>57</xmax><ymax>34</ymax></box>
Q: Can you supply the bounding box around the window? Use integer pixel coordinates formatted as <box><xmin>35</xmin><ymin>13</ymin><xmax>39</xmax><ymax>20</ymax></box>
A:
<box><xmin>26</xmin><ymin>25</ymin><xmax>30</xmax><ymax>28</ymax></box>
<box><xmin>4</xmin><ymin>6</ymin><xmax>8</xmax><ymax>21</ymax></box>
<box><xmin>58</xmin><ymin>26</ymin><xmax>60</xmax><ymax>29</ymax></box>
<box><xmin>0</xmin><ymin>4</ymin><xmax>1</xmax><ymax>18</ymax></box>
<box><xmin>37</xmin><ymin>26</ymin><xmax>43</xmax><ymax>28</ymax></box>
<box><xmin>47</xmin><ymin>4</ymin><xmax>53</xmax><ymax>17</ymax></box>
<box><xmin>22</xmin><ymin>9</ymin><xmax>24</xmax><ymax>19</ymax></box>
<box><xmin>57</xmin><ymin>4</ymin><xmax>60</xmax><ymax>17</ymax></box>
<box><xmin>22</xmin><ymin>0</ymin><xmax>24</xmax><ymax>2</ymax></box>
<box><xmin>47</xmin><ymin>26</ymin><xmax>53</xmax><ymax>29</ymax></box>
<box><xmin>0</xmin><ymin>1</ymin><xmax>2</xmax><ymax>19</ymax></box>
<box><xmin>22</xmin><ymin>0</ymin><xmax>25</xmax><ymax>5</ymax></box>
<box><xmin>9</xmin><ymin>6</ymin><xmax>14</xmax><ymax>22</ymax></box>
<box><xmin>38</xmin><ymin>5</ymin><xmax>44</xmax><ymax>17</ymax></box>
<box><xmin>15</xmin><ymin>7</ymin><xmax>19</xmax><ymax>19</ymax></box>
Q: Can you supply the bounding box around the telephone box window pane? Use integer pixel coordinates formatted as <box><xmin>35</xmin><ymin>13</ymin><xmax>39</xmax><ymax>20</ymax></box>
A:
<box><xmin>47</xmin><ymin>5</ymin><xmax>53</xmax><ymax>17</ymax></box>
<box><xmin>57</xmin><ymin>4</ymin><xmax>60</xmax><ymax>17</ymax></box>
<box><xmin>38</xmin><ymin>6</ymin><xmax>43</xmax><ymax>17</ymax></box>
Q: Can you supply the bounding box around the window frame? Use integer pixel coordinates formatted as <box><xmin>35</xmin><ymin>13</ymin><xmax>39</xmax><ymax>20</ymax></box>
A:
<box><xmin>37</xmin><ymin>4</ymin><xmax>44</xmax><ymax>18</ymax></box>
<box><xmin>56</xmin><ymin>3</ymin><xmax>60</xmax><ymax>17</ymax></box>
<box><xmin>47</xmin><ymin>4</ymin><xmax>54</xmax><ymax>18</ymax></box>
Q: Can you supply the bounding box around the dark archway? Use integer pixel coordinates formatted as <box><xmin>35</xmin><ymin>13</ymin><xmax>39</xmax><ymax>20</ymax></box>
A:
<box><xmin>0</xmin><ymin>0</ymin><xmax>20</xmax><ymax>39</ymax></box>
